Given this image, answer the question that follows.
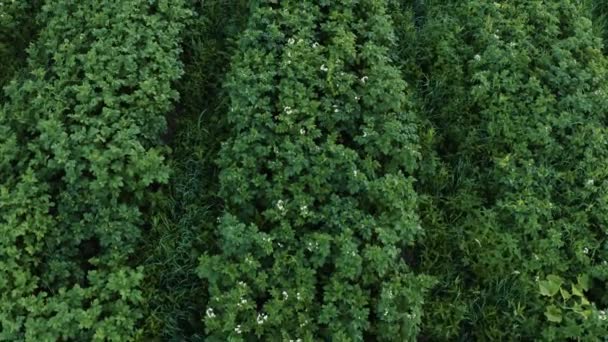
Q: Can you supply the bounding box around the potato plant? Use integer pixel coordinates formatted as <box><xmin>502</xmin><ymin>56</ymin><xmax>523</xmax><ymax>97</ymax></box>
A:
<box><xmin>0</xmin><ymin>0</ymin><xmax>187</xmax><ymax>340</ymax></box>
<box><xmin>197</xmin><ymin>0</ymin><xmax>433</xmax><ymax>340</ymax></box>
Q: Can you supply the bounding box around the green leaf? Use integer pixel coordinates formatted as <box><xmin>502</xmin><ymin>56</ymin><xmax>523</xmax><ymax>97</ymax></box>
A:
<box><xmin>539</xmin><ymin>275</ymin><xmax>562</xmax><ymax>297</ymax></box>
<box><xmin>545</xmin><ymin>305</ymin><xmax>562</xmax><ymax>323</ymax></box>
<box><xmin>576</xmin><ymin>274</ymin><xmax>589</xmax><ymax>290</ymax></box>
<box><xmin>571</xmin><ymin>284</ymin><xmax>584</xmax><ymax>297</ymax></box>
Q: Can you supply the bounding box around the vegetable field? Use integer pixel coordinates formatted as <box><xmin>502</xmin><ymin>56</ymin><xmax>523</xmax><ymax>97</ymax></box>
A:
<box><xmin>1</xmin><ymin>1</ymin><xmax>607</xmax><ymax>341</ymax></box>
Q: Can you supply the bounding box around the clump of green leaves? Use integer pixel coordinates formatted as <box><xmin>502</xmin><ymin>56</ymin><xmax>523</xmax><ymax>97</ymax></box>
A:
<box><xmin>0</xmin><ymin>0</ymin><xmax>188</xmax><ymax>340</ymax></box>
<box><xmin>410</xmin><ymin>0</ymin><xmax>608</xmax><ymax>339</ymax></box>
<box><xmin>197</xmin><ymin>0</ymin><xmax>433</xmax><ymax>340</ymax></box>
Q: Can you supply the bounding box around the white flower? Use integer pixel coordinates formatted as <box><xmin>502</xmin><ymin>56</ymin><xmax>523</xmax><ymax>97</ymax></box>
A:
<box><xmin>535</xmin><ymin>275</ymin><xmax>540</xmax><ymax>282</ymax></box>
<box><xmin>300</xmin><ymin>205</ymin><xmax>308</xmax><ymax>215</ymax></box>
<box><xmin>235</xmin><ymin>325</ymin><xmax>242</xmax><ymax>334</ymax></box>
<box><xmin>355</xmin><ymin>95</ymin><xmax>360</xmax><ymax>101</ymax></box>
<box><xmin>362</xmin><ymin>131</ymin><xmax>368</xmax><ymax>138</ymax></box>
<box><xmin>586</xmin><ymin>179</ymin><xmax>594</xmax><ymax>186</ymax></box>
<box><xmin>509</xmin><ymin>42</ymin><xmax>516</xmax><ymax>48</ymax></box>
<box><xmin>238</xmin><ymin>281</ymin><xmax>246</xmax><ymax>287</ymax></box>
<box><xmin>333</xmin><ymin>105</ymin><xmax>339</xmax><ymax>113</ymax></box>
<box><xmin>493</xmin><ymin>34</ymin><xmax>499</xmax><ymax>39</ymax></box>
<box><xmin>257</xmin><ymin>313</ymin><xmax>268</xmax><ymax>324</ymax></box>
<box><xmin>583</xmin><ymin>247</ymin><xmax>589</xmax><ymax>254</ymax></box>
<box><xmin>300</xmin><ymin>128</ymin><xmax>306</xmax><ymax>135</ymax></box>
<box><xmin>599</xmin><ymin>310</ymin><xmax>607</xmax><ymax>321</ymax></box>
<box><xmin>312</xmin><ymin>42</ymin><xmax>319</xmax><ymax>48</ymax></box>
<box><xmin>474</xmin><ymin>54</ymin><xmax>481</xmax><ymax>61</ymax></box>
<box><xmin>320</xmin><ymin>64</ymin><xmax>328</xmax><ymax>72</ymax></box>
<box><xmin>288</xmin><ymin>38</ymin><xmax>295</xmax><ymax>45</ymax></box>
<box><xmin>241</xmin><ymin>298</ymin><xmax>247</xmax><ymax>305</ymax></box>
<box><xmin>513</xmin><ymin>270</ymin><xmax>520</xmax><ymax>275</ymax></box>
<box><xmin>284</xmin><ymin>106</ymin><xmax>293</xmax><ymax>115</ymax></box>
<box><xmin>297</xmin><ymin>292</ymin><xmax>301</xmax><ymax>300</ymax></box>
<box><xmin>353</xmin><ymin>169</ymin><xmax>358</xmax><ymax>177</ymax></box>
<box><xmin>282</xmin><ymin>291</ymin><xmax>289</xmax><ymax>300</ymax></box>
<box><xmin>206</xmin><ymin>308</ymin><xmax>216</xmax><ymax>318</ymax></box>
<box><xmin>276</xmin><ymin>200</ymin><xmax>285</xmax><ymax>212</ymax></box>
<box><xmin>360</xmin><ymin>76</ymin><xmax>368</xmax><ymax>83</ymax></box>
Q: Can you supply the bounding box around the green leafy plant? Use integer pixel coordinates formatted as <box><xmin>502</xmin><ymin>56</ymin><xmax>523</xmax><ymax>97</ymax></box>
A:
<box><xmin>405</xmin><ymin>0</ymin><xmax>608</xmax><ymax>339</ymax></box>
<box><xmin>197</xmin><ymin>0</ymin><xmax>433</xmax><ymax>340</ymax></box>
<box><xmin>538</xmin><ymin>274</ymin><xmax>608</xmax><ymax>339</ymax></box>
<box><xmin>0</xmin><ymin>0</ymin><xmax>188</xmax><ymax>340</ymax></box>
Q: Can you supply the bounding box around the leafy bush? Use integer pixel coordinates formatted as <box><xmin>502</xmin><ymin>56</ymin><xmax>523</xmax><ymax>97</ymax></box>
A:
<box><xmin>197</xmin><ymin>0</ymin><xmax>433</xmax><ymax>340</ymax></box>
<box><xmin>0</xmin><ymin>0</ymin><xmax>187</xmax><ymax>340</ymax></box>
<box><xmin>410</xmin><ymin>0</ymin><xmax>608</xmax><ymax>339</ymax></box>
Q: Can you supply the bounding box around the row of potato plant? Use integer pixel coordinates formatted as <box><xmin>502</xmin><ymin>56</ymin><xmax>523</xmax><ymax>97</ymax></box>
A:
<box><xmin>197</xmin><ymin>0</ymin><xmax>433</xmax><ymax>340</ymax></box>
<box><xmin>0</xmin><ymin>0</ymin><xmax>187</xmax><ymax>340</ymax></box>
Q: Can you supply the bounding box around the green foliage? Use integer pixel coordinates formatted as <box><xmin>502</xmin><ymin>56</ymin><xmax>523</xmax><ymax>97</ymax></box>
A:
<box><xmin>197</xmin><ymin>1</ymin><xmax>433</xmax><ymax>340</ymax></box>
<box><xmin>0</xmin><ymin>0</ymin><xmax>41</xmax><ymax>101</ymax></box>
<box><xmin>409</xmin><ymin>0</ymin><xmax>608</xmax><ymax>339</ymax></box>
<box><xmin>3</xmin><ymin>1</ymin><xmax>608</xmax><ymax>340</ymax></box>
<box><xmin>586</xmin><ymin>0</ymin><xmax>608</xmax><ymax>52</ymax></box>
<box><xmin>0</xmin><ymin>0</ymin><xmax>187</xmax><ymax>340</ymax></box>
<box><xmin>137</xmin><ymin>0</ymin><xmax>250</xmax><ymax>340</ymax></box>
